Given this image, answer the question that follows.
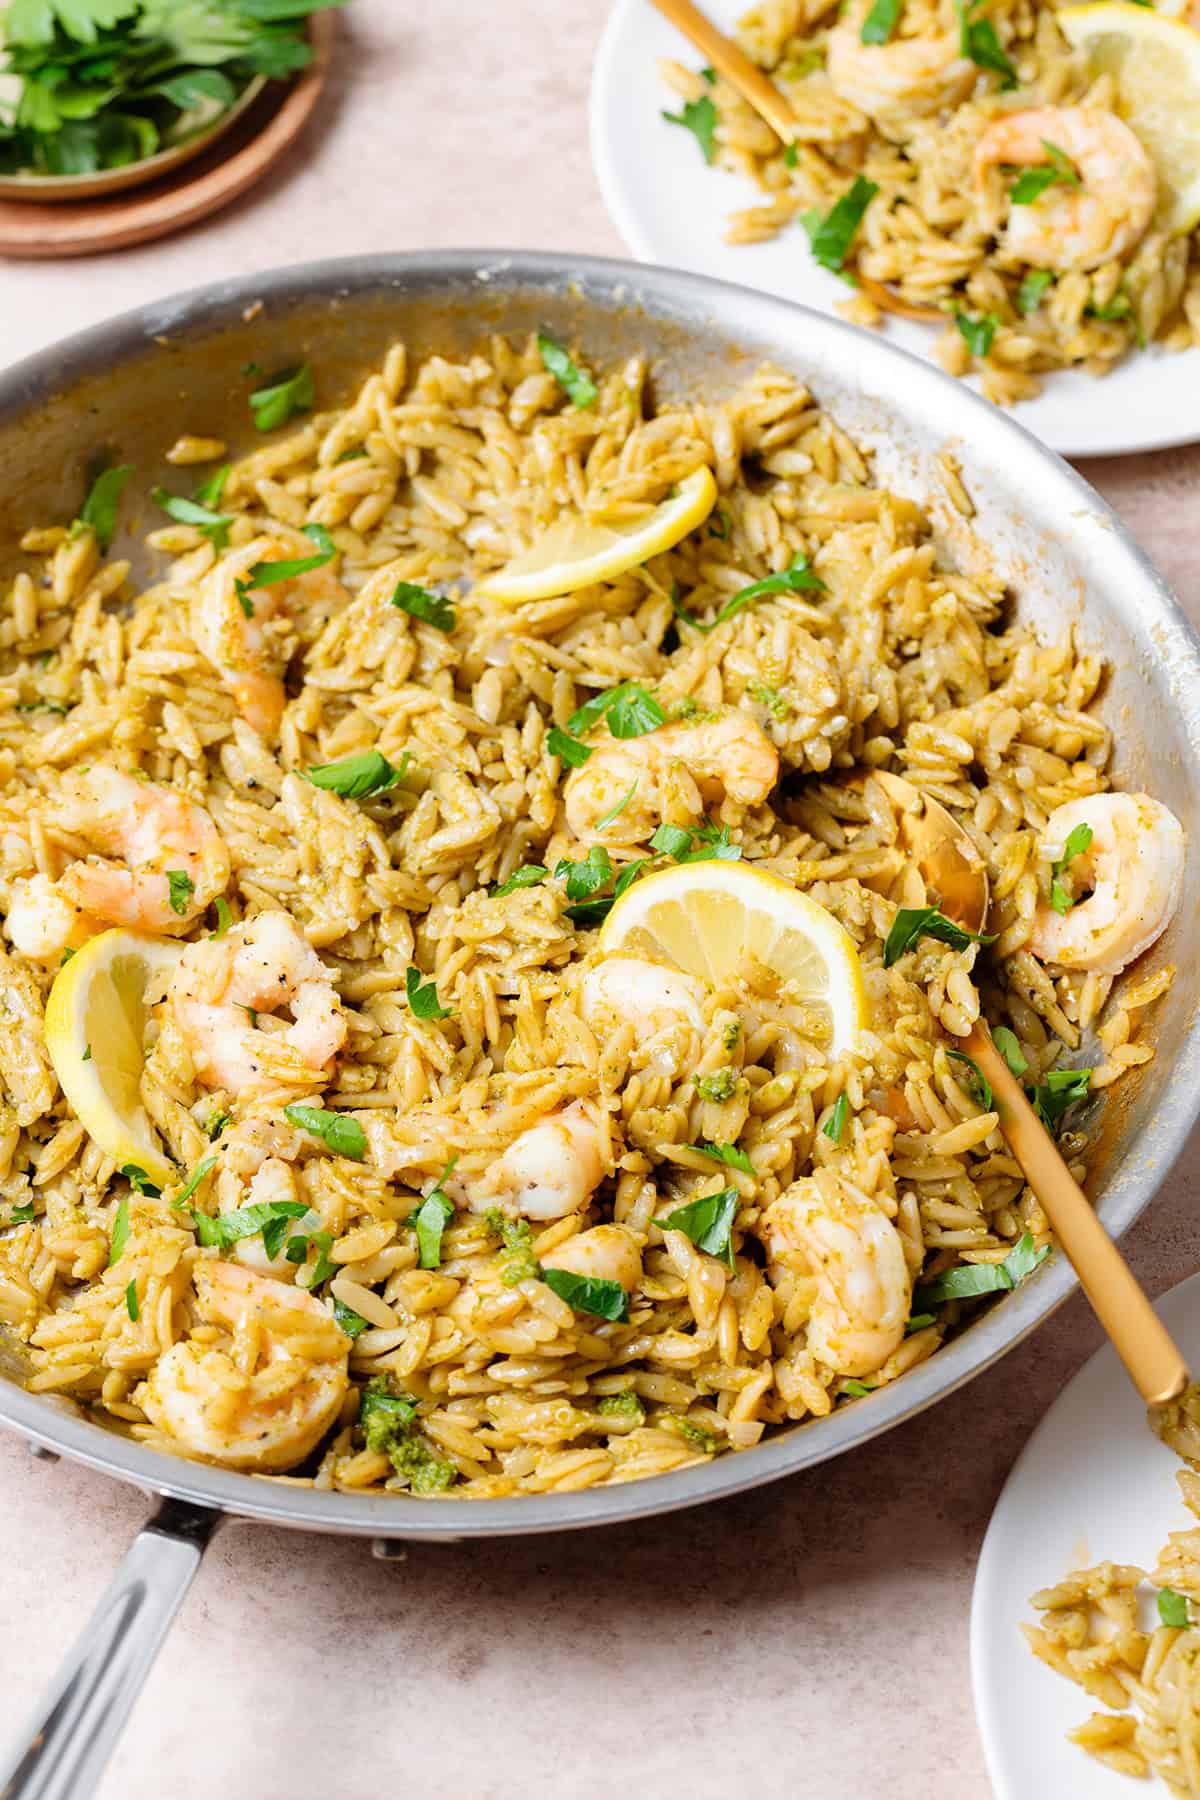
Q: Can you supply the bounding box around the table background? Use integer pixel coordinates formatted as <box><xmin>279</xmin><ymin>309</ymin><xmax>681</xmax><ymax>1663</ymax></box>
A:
<box><xmin>2</xmin><ymin>4</ymin><xmax>1198</xmax><ymax>1796</ymax></box>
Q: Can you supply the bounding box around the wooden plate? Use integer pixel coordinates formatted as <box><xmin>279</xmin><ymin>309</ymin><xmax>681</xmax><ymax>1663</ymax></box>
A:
<box><xmin>0</xmin><ymin>13</ymin><xmax>335</xmax><ymax>260</ymax></box>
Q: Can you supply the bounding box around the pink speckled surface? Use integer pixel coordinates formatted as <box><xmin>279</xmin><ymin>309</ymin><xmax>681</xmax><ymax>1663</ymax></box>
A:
<box><xmin>2</xmin><ymin>5</ymin><xmax>1199</xmax><ymax>1796</ymax></box>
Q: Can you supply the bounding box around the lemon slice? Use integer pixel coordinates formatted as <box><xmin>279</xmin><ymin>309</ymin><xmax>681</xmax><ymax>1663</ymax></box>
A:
<box><xmin>478</xmin><ymin>465</ymin><xmax>718</xmax><ymax>604</ymax></box>
<box><xmin>1058</xmin><ymin>3</ymin><xmax>1200</xmax><ymax>234</ymax></box>
<box><xmin>598</xmin><ymin>860</ymin><xmax>867</xmax><ymax>1055</ymax></box>
<box><xmin>44</xmin><ymin>930</ymin><xmax>183</xmax><ymax>1189</ymax></box>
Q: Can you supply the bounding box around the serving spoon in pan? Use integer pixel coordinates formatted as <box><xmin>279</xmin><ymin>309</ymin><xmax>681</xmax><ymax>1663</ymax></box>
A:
<box><xmin>867</xmin><ymin>767</ymin><xmax>1189</xmax><ymax>1407</ymax></box>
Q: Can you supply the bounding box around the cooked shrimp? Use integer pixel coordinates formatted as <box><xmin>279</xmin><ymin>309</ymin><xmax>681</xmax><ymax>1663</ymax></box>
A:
<box><xmin>191</xmin><ymin>535</ymin><xmax>350</xmax><ymax>740</ymax></box>
<box><xmin>1029</xmin><ymin>793</ymin><xmax>1184</xmax><ymax>976</ymax></box>
<box><xmin>542</xmin><ymin>1224</ymin><xmax>643</xmax><ymax>1296</ymax></box>
<box><xmin>166</xmin><ymin>910</ymin><xmax>347</xmax><ymax>1092</ymax></box>
<box><xmin>215</xmin><ymin>1116</ymin><xmax>310</xmax><ymax>1274</ymax></box>
<box><xmin>580</xmin><ymin>956</ymin><xmax>706</xmax><ymax>1042</ymax></box>
<box><xmin>141</xmin><ymin>1260</ymin><xmax>349</xmax><ymax>1472</ymax></box>
<box><xmin>972</xmin><ymin>107</ymin><xmax>1157</xmax><ymax>271</ymax></box>
<box><xmin>563</xmin><ymin>712</ymin><xmax>778</xmax><ymax>841</ymax></box>
<box><xmin>827</xmin><ymin>0</ymin><xmax>975</xmax><ymax>131</ymax></box>
<box><xmin>762</xmin><ymin>1172</ymin><xmax>912</xmax><ymax>1377</ymax></box>
<box><xmin>470</xmin><ymin>1102</ymin><xmax>606</xmax><ymax>1221</ymax></box>
<box><xmin>7</xmin><ymin>767</ymin><xmax>229</xmax><ymax>953</ymax></box>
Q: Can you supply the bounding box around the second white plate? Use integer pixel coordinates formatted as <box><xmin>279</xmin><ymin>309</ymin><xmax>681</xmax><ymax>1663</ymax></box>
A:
<box><xmin>590</xmin><ymin>0</ymin><xmax>1200</xmax><ymax>457</ymax></box>
<box><xmin>972</xmin><ymin>1269</ymin><xmax>1200</xmax><ymax>1799</ymax></box>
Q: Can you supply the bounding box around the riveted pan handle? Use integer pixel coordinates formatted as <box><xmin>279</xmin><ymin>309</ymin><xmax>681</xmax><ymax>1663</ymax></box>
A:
<box><xmin>0</xmin><ymin>1497</ymin><xmax>219</xmax><ymax>1800</ymax></box>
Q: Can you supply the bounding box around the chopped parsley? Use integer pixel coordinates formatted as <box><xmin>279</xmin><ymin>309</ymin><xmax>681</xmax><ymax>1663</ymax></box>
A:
<box><xmin>594</xmin><ymin>780</ymin><xmax>638</xmax><ymax>830</ymax></box>
<box><xmin>165</xmin><ymin>869</ymin><xmax>194</xmax><ymax>917</ymax></box>
<box><xmin>250</xmin><ymin>364</ymin><xmax>315</xmax><ymax>432</ymax></box>
<box><xmin>1159</xmin><ymin>1588</ymin><xmax>1190</xmax><ymax>1629</ymax></box>
<box><xmin>673</xmin><ymin>552</ymin><xmax>823</xmax><ymax>633</ymax></box>
<box><xmin>662</xmin><ymin>92</ymin><xmax>718</xmax><ymax>164</ymax></box>
<box><xmin>992</xmin><ymin>1026</ymin><xmax>1029</xmax><ymax>1078</ymax></box>
<box><xmin>947</xmin><ymin>1048</ymin><xmax>993</xmax><ymax>1111</ymax></box>
<box><xmin>333</xmin><ymin>1296</ymin><xmax>370</xmax><ymax>1338</ymax></box>
<box><xmin>801</xmin><ymin>176</ymin><xmax>878</xmax><ymax>273</ymax></box>
<box><xmin>555</xmin><ymin>844</ymin><xmax>613</xmax><ymax>903</ymax></box>
<box><xmin>783</xmin><ymin>140</ymin><xmax>799</xmax><ymax>167</ymax></box>
<box><xmin>1018</xmin><ymin>269</ymin><xmax>1054</xmax><ymax>315</ymax></box>
<box><xmin>409</xmin><ymin>1160</ymin><xmax>458</xmax><ymax>1270</ymax></box>
<box><xmin>1009</xmin><ymin>140</ymin><xmax>1080</xmax><ymax>206</ymax></box>
<box><xmin>287</xmin><ymin>1229</ymin><xmax>337</xmax><ymax>1290</ymax></box>
<box><xmin>391</xmin><ymin>580</ymin><xmax>456</xmax><ymax>633</ymax></box>
<box><xmin>205</xmin><ymin>1111</ymin><xmax>231</xmax><ymax>1140</ymax></box>
<box><xmin>193</xmin><ymin>464</ymin><xmax>231</xmax><ymax>510</ymax></box>
<box><xmin>695</xmin><ymin>1140</ymin><xmax>754</xmax><ymax>1175</ymax></box>
<box><xmin>905</xmin><ymin>1312</ymin><xmax>937</xmax><ymax>1333</ymax></box>
<box><xmin>883</xmin><ymin>905</ymin><xmax>995</xmax><ymax>967</ymax></box>
<box><xmin>491</xmin><ymin>864</ymin><xmax>550</xmax><ymax>898</ymax></box>
<box><xmin>696</xmin><ymin>1068</ymin><xmax>738</xmax><ymax>1103</ymax></box>
<box><xmin>536</xmin><ymin>333</ymin><xmax>597</xmax><ymax>409</ymax></box>
<box><xmin>241</xmin><ymin>522</ymin><xmax>336</xmax><ymax>588</ymax></box>
<box><xmin>81</xmin><ymin>1044</ymin><xmax>92</xmax><ymax>1061</ymax></box>
<box><xmin>120</xmin><ymin>1164</ymin><xmax>160</xmax><ymax>1197</ymax></box>
<box><xmin>404</xmin><ymin>966</ymin><xmax>451</xmax><ymax>1021</ymax></box>
<box><xmin>170</xmin><ymin>1155</ymin><xmax>217</xmax><ymax>1209</ymax></box>
<box><xmin>151</xmin><ymin>485</ymin><xmax>232</xmax><ymax>549</ymax></box>
<box><xmin>541</xmin><ymin>1266</ymin><xmax>630</xmax><ymax>1322</ymax></box>
<box><xmin>188</xmin><ymin>1197</ymin><xmax>308</xmax><ymax>1260</ymax></box>
<box><xmin>648</xmin><ymin>818</ymin><xmax>741</xmax><ymax>864</ymax></box>
<box><xmin>125</xmin><ymin>1278</ymin><xmax>139</xmax><ymax>1322</ymax></box>
<box><xmin>914</xmin><ymin>1229</ymin><xmax>1050</xmax><ymax>1306</ymax></box>
<box><xmin>209</xmin><ymin>896</ymin><xmax>232</xmax><ymax>938</ymax></box>
<box><xmin>108</xmin><ymin>1195</ymin><xmax>130</xmax><ymax>1266</ymax></box>
<box><xmin>860</xmin><ymin>0</ymin><xmax>902</xmax><ymax>43</ymax></box>
<box><xmin>1088</xmin><ymin>292</ymin><xmax>1133</xmax><ymax>324</ymax></box>
<box><xmin>842</xmin><ymin>1379</ymin><xmax>876</xmax><ymax>1397</ymax></box>
<box><xmin>1049</xmin><ymin>821</ymin><xmax>1093</xmax><ymax>915</ymax></box>
<box><xmin>359</xmin><ymin>1376</ymin><xmax>456</xmax><ymax>1493</ymax></box>
<box><xmin>654</xmin><ymin>1186</ymin><xmax>739</xmax><ymax>1270</ymax></box>
<box><xmin>1028</xmin><ymin>1066</ymin><xmax>1091</xmax><ymax>1133</ymax></box>
<box><xmin>547</xmin><ymin>724</ymin><xmax>592</xmax><ymax>768</ymax></box>
<box><xmin>955</xmin><ymin>0</ymin><xmax>1018</xmax><ymax>86</ymax></box>
<box><xmin>282</xmin><ymin>1103</ymin><xmax>368</xmax><ymax>1161</ymax></box>
<box><xmin>955</xmin><ymin>311</ymin><xmax>1000</xmax><ymax>358</ymax></box>
<box><xmin>306</xmin><ymin>748</ymin><xmax>408</xmax><ymax>800</ymax></box>
<box><xmin>75</xmin><ymin>464</ymin><xmax>132</xmax><ymax>554</ymax></box>
<box><xmin>822</xmin><ymin>1092</ymin><xmax>849</xmax><ymax>1143</ymax></box>
<box><xmin>568</xmin><ymin>682</ymin><xmax>666</xmax><ymax>741</ymax></box>
<box><xmin>5</xmin><ymin>1203</ymin><xmax>36</xmax><ymax>1226</ymax></box>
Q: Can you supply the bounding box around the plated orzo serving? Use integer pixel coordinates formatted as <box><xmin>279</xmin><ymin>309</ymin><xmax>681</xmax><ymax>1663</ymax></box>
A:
<box><xmin>0</xmin><ymin>330</ymin><xmax>1183</xmax><ymax>1498</ymax></box>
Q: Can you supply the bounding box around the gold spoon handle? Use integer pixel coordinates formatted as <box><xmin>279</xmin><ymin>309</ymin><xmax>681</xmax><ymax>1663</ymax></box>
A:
<box><xmin>965</xmin><ymin>1021</ymin><xmax>1189</xmax><ymax>1407</ymax></box>
<box><xmin>648</xmin><ymin>0</ymin><xmax>798</xmax><ymax>140</ymax></box>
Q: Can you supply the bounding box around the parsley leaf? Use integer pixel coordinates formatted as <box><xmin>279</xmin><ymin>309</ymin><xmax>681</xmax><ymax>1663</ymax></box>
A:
<box><xmin>333</xmin><ymin>1296</ymin><xmax>370</xmax><ymax>1338</ymax></box>
<box><xmin>241</xmin><ymin>522</ymin><xmax>336</xmax><ymax>587</ymax></box>
<box><xmin>955</xmin><ymin>0</ymin><xmax>1018</xmax><ymax>85</ymax></box>
<box><xmin>76</xmin><ymin>463</ymin><xmax>132</xmax><ymax>554</ymax></box>
<box><xmin>282</xmin><ymin>1103</ymin><xmax>368</xmax><ymax>1161</ymax></box>
<box><xmin>882</xmin><ymin>905</ymin><xmax>995</xmax><ymax>967</ymax></box>
<box><xmin>193</xmin><ymin>463</ymin><xmax>230</xmax><ymax>510</ymax></box>
<box><xmin>801</xmin><ymin>176</ymin><xmax>878</xmax><ymax>272</ymax></box>
<box><xmin>695</xmin><ymin>1140</ymin><xmax>754</xmax><ymax>1175</ymax></box>
<box><xmin>165</xmin><ymin>869</ymin><xmax>194</xmax><ymax>917</ymax></box>
<box><xmin>555</xmin><ymin>844</ymin><xmax>612</xmax><ymax>902</ymax></box>
<box><xmin>547</xmin><ymin>724</ymin><xmax>592</xmax><ymax>767</ymax></box>
<box><xmin>541</xmin><ymin>1266</ymin><xmax>630</xmax><ymax>1322</ymax></box>
<box><xmin>649</xmin><ymin>822</ymin><xmax>694</xmax><ymax>859</ymax></box>
<box><xmin>189</xmin><ymin>1197</ymin><xmax>308</xmax><ymax>1259</ymax></box>
<box><xmin>1018</xmin><ymin>269</ymin><xmax>1054</xmax><ymax>315</ymax></box>
<box><xmin>860</xmin><ymin>0</ymin><xmax>902</xmax><ymax>43</ymax></box>
<box><xmin>947</xmin><ymin>1048</ymin><xmax>993</xmax><ymax>1111</ymax></box>
<box><xmin>915</xmin><ymin>1229</ymin><xmax>1050</xmax><ymax>1306</ymax></box>
<box><xmin>842</xmin><ymin>1379</ymin><xmax>876</xmax><ymax>1397</ymax></box>
<box><xmin>1028</xmin><ymin>1066</ymin><xmax>1091</xmax><ymax>1133</ymax></box>
<box><xmin>536</xmin><ymin>332</ymin><xmax>597</xmax><ymax>408</ymax></box>
<box><xmin>1089</xmin><ymin>292</ymin><xmax>1133</xmax><ymax>324</ymax></box>
<box><xmin>822</xmin><ymin>1092</ymin><xmax>849</xmax><ymax>1142</ymax></box>
<box><xmin>1159</xmin><ymin>1588</ymin><xmax>1190</xmax><ymax>1629</ymax></box>
<box><xmin>108</xmin><ymin>1194</ymin><xmax>130</xmax><ymax>1265</ymax></box>
<box><xmin>125</xmin><ymin>1277</ymin><xmax>139</xmax><ymax>1321</ymax></box>
<box><xmin>662</xmin><ymin>92</ymin><xmax>718</xmax><ymax>164</ymax></box>
<box><xmin>151</xmin><ymin>485</ymin><xmax>232</xmax><ymax>548</ymax></box>
<box><xmin>5</xmin><ymin>1202</ymin><xmax>36</xmax><ymax>1226</ymax></box>
<box><xmin>120</xmin><ymin>1163</ymin><xmax>159</xmax><ymax>1197</ymax></box>
<box><xmin>608</xmin><ymin>685</ymin><xmax>666</xmax><ymax>739</ymax></box>
<box><xmin>491</xmin><ymin>864</ymin><xmax>549</xmax><ymax>897</ymax></box>
<box><xmin>1049</xmin><ymin>821</ymin><xmax>1093</xmax><ymax>915</ymax></box>
<box><xmin>290</xmin><ymin>1229</ymin><xmax>337</xmax><ymax>1290</ymax></box>
<box><xmin>405</xmin><ymin>965</ymin><xmax>450</xmax><ymax>1021</ymax></box>
<box><xmin>391</xmin><ymin>580</ymin><xmax>456</xmax><ymax>633</ymax></box>
<box><xmin>306</xmin><ymin>748</ymin><xmax>408</xmax><ymax>800</ymax></box>
<box><xmin>654</xmin><ymin>1187</ymin><xmax>739</xmax><ymax>1270</ymax></box>
<box><xmin>713</xmin><ymin>551</ymin><xmax>826</xmax><ymax>627</ymax></box>
<box><xmin>955</xmin><ymin>311</ymin><xmax>1000</xmax><ymax>358</ymax></box>
<box><xmin>170</xmin><ymin>1154</ymin><xmax>216</xmax><ymax>1209</ymax></box>
<box><xmin>593</xmin><ymin>780</ymin><xmax>638</xmax><ymax>830</ymax></box>
<box><xmin>209</xmin><ymin>895</ymin><xmax>232</xmax><ymax>938</ymax></box>
<box><xmin>250</xmin><ymin>363</ymin><xmax>315</xmax><ymax>432</ymax></box>
<box><xmin>992</xmin><ymin>1025</ymin><xmax>1028</xmax><ymax>1078</ymax></box>
<box><xmin>410</xmin><ymin>1159</ymin><xmax>457</xmax><ymax>1269</ymax></box>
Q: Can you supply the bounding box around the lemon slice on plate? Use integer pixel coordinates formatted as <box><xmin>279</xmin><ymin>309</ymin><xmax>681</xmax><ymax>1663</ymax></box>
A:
<box><xmin>598</xmin><ymin>859</ymin><xmax>867</xmax><ymax>1055</ymax></box>
<box><xmin>44</xmin><ymin>929</ymin><xmax>183</xmax><ymax>1189</ymax></box>
<box><xmin>478</xmin><ymin>464</ymin><xmax>718</xmax><ymax>604</ymax></box>
<box><xmin>1058</xmin><ymin>3</ymin><xmax>1200</xmax><ymax>234</ymax></box>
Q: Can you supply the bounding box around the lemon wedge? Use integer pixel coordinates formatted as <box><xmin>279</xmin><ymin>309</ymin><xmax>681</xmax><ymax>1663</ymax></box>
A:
<box><xmin>44</xmin><ymin>930</ymin><xmax>183</xmax><ymax>1190</ymax></box>
<box><xmin>598</xmin><ymin>859</ymin><xmax>867</xmax><ymax>1056</ymax></box>
<box><xmin>478</xmin><ymin>465</ymin><xmax>718</xmax><ymax>604</ymax></box>
<box><xmin>1058</xmin><ymin>4</ymin><xmax>1200</xmax><ymax>234</ymax></box>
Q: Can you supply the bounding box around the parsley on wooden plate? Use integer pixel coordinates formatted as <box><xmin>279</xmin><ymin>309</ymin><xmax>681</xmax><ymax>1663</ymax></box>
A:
<box><xmin>306</xmin><ymin>748</ymin><xmax>408</xmax><ymax>800</ymax></box>
<box><xmin>537</xmin><ymin>333</ymin><xmax>597</xmax><ymax>409</ymax></box>
<box><xmin>283</xmin><ymin>1103</ymin><xmax>367</xmax><ymax>1161</ymax></box>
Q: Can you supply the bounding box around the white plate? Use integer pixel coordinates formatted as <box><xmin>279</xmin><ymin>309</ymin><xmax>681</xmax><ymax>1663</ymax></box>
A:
<box><xmin>590</xmin><ymin>0</ymin><xmax>1200</xmax><ymax>457</ymax></box>
<box><xmin>972</xmin><ymin>1270</ymin><xmax>1200</xmax><ymax>1798</ymax></box>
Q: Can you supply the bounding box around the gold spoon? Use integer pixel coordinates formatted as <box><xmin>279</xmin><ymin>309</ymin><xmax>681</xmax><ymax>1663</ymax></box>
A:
<box><xmin>649</xmin><ymin>0</ymin><xmax>946</xmax><ymax>323</ymax></box>
<box><xmin>870</xmin><ymin>769</ymin><xmax>1188</xmax><ymax>1407</ymax></box>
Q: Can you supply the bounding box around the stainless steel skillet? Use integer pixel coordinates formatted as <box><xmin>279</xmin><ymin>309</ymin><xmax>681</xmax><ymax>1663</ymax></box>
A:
<box><xmin>2</xmin><ymin>250</ymin><xmax>1199</xmax><ymax>1800</ymax></box>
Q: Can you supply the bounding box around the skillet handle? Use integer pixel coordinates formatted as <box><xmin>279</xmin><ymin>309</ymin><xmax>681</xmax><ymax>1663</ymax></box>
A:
<box><xmin>0</xmin><ymin>1496</ymin><xmax>218</xmax><ymax>1800</ymax></box>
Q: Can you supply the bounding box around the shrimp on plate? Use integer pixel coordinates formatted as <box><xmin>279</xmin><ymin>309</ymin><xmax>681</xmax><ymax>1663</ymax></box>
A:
<box><xmin>191</xmin><ymin>535</ymin><xmax>351</xmax><ymax>740</ymax></box>
<box><xmin>1029</xmin><ymin>792</ymin><xmax>1184</xmax><ymax>975</ymax></box>
<box><xmin>762</xmin><ymin>1172</ymin><xmax>912</xmax><ymax>1377</ymax></box>
<box><xmin>541</xmin><ymin>1224</ymin><xmax>643</xmax><ymax>1298</ymax></box>
<box><xmin>141</xmin><ymin>1260</ymin><xmax>349</xmax><ymax>1471</ymax></box>
<box><xmin>827</xmin><ymin>0</ymin><xmax>976</xmax><ymax>131</ymax></box>
<box><xmin>5</xmin><ymin>766</ymin><xmax>229</xmax><ymax>957</ymax></box>
<box><xmin>469</xmin><ymin>1102</ymin><xmax>607</xmax><ymax>1221</ymax></box>
<box><xmin>165</xmin><ymin>909</ymin><xmax>347</xmax><ymax>1093</ymax></box>
<box><xmin>972</xmin><ymin>106</ymin><xmax>1157</xmax><ymax>270</ymax></box>
<box><xmin>563</xmin><ymin>711</ymin><xmax>778</xmax><ymax>841</ymax></box>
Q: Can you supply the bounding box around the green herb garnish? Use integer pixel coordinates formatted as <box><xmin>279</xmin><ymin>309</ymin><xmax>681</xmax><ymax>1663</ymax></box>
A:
<box><xmin>822</xmin><ymin>1092</ymin><xmax>849</xmax><ymax>1143</ymax></box>
<box><xmin>404</xmin><ymin>965</ymin><xmax>450</xmax><ymax>1021</ymax></box>
<box><xmin>1017</xmin><ymin>269</ymin><xmax>1054</xmax><ymax>315</ymax></box>
<box><xmin>282</xmin><ymin>1103</ymin><xmax>368</xmax><ymax>1161</ymax></box>
<box><xmin>1159</xmin><ymin>1589</ymin><xmax>1190</xmax><ymax>1629</ymax></box>
<box><xmin>955</xmin><ymin>0</ymin><xmax>1018</xmax><ymax>86</ymax></box>
<box><xmin>597</xmin><ymin>1390</ymin><xmax>645</xmax><ymax>1420</ymax></box>
<box><xmin>947</xmin><ymin>1048</ymin><xmax>993</xmax><ymax>1111</ymax></box>
<box><xmin>391</xmin><ymin>580</ymin><xmax>456</xmax><ymax>633</ymax></box>
<box><xmin>250</xmin><ymin>363</ymin><xmax>316</xmax><ymax>432</ymax></box>
<box><xmin>170</xmin><ymin>1154</ymin><xmax>216</xmax><ymax>1209</ymax></box>
<box><xmin>696</xmin><ymin>1068</ymin><xmax>737</xmax><ymax>1103</ymax></box>
<box><xmin>75</xmin><ymin>463</ymin><xmax>132</xmax><ymax>554</ymax></box>
<box><xmin>120</xmin><ymin>1163</ymin><xmax>159</xmax><ymax>1197</ymax></box>
<box><xmin>189</xmin><ymin>1197</ymin><xmax>308</xmax><ymax>1260</ymax></box>
<box><xmin>801</xmin><ymin>176</ymin><xmax>878</xmax><ymax>273</ymax></box>
<box><xmin>992</xmin><ymin>1026</ymin><xmax>1028</xmax><ymax>1078</ymax></box>
<box><xmin>125</xmin><ymin>1278</ymin><xmax>139</xmax><ymax>1321</ymax></box>
<box><xmin>241</xmin><ymin>522</ymin><xmax>335</xmax><ymax>587</ymax></box>
<box><xmin>209</xmin><ymin>895</ymin><xmax>232</xmax><ymax>938</ymax></box>
<box><xmin>1028</xmin><ymin>1066</ymin><xmax>1091</xmax><ymax>1133</ymax></box>
<box><xmin>536</xmin><ymin>332</ymin><xmax>597</xmax><ymax>408</ymax></box>
<box><xmin>165</xmin><ymin>868</ymin><xmax>194</xmax><ymax>917</ymax></box>
<box><xmin>1009</xmin><ymin>140</ymin><xmax>1080</xmax><ymax>205</ymax></box>
<box><xmin>914</xmin><ymin>1229</ymin><xmax>1050</xmax><ymax>1306</ymax></box>
<box><xmin>547</xmin><ymin>724</ymin><xmax>592</xmax><ymax>768</ymax></box>
<box><xmin>842</xmin><ymin>1379</ymin><xmax>876</xmax><ymax>1397</ymax></box>
<box><xmin>193</xmin><ymin>463</ymin><xmax>230</xmax><ymax>510</ymax></box>
<box><xmin>151</xmin><ymin>485</ymin><xmax>232</xmax><ymax>548</ymax></box>
<box><xmin>883</xmin><ymin>905</ymin><xmax>995</xmax><ymax>967</ymax></box>
<box><xmin>860</xmin><ymin>0</ymin><xmax>902</xmax><ymax>43</ymax></box>
<box><xmin>306</xmin><ymin>748</ymin><xmax>408</xmax><ymax>800</ymax></box>
<box><xmin>108</xmin><ymin>1194</ymin><xmax>130</xmax><ymax>1265</ymax></box>
<box><xmin>491</xmin><ymin>864</ymin><xmax>549</xmax><ymax>898</ymax></box>
<box><xmin>654</xmin><ymin>1187</ymin><xmax>738</xmax><ymax>1270</ymax></box>
<box><xmin>955</xmin><ymin>311</ymin><xmax>1000</xmax><ymax>358</ymax></box>
<box><xmin>695</xmin><ymin>1140</ymin><xmax>754</xmax><ymax>1175</ymax></box>
<box><xmin>1049</xmin><ymin>821</ymin><xmax>1093</xmax><ymax>915</ymax></box>
<box><xmin>662</xmin><ymin>92</ymin><xmax>718</xmax><ymax>163</ymax></box>
<box><xmin>541</xmin><ymin>1266</ymin><xmax>630</xmax><ymax>1322</ymax></box>
<box><xmin>333</xmin><ymin>1295</ymin><xmax>370</xmax><ymax>1338</ymax></box>
<box><xmin>594</xmin><ymin>780</ymin><xmax>638</xmax><ymax>830</ymax></box>
<box><xmin>409</xmin><ymin>1159</ymin><xmax>457</xmax><ymax>1270</ymax></box>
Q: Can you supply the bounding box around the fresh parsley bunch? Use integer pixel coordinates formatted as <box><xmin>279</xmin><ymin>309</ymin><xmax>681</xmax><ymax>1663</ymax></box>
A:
<box><xmin>0</xmin><ymin>0</ymin><xmax>349</xmax><ymax>178</ymax></box>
